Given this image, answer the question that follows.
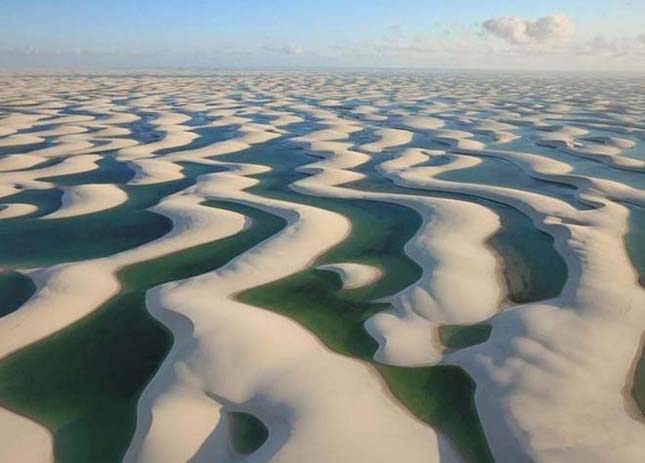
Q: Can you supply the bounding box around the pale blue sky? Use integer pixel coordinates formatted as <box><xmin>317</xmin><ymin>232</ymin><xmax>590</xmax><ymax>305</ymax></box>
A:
<box><xmin>1</xmin><ymin>0</ymin><xmax>644</xmax><ymax>70</ymax></box>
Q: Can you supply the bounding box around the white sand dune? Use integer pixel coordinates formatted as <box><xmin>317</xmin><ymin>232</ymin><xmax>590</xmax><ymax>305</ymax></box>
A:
<box><xmin>350</xmin><ymin>105</ymin><xmax>388</xmax><ymax>122</ymax></box>
<box><xmin>0</xmin><ymin>72</ymin><xmax>643</xmax><ymax>463</ymax></box>
<box><xmin>431</xmin><ymin>129</ymin><xmax>486</xmax><ymax>150</ymax></box>
<box><xmin>360</xmin><ymin>127</ymin><xmax>414</xmax><ymax>153</ymax></box>
<box><xmin>396</xmin><ymin>115</ymin><xmax>445</xmax><ymax>131</ymax></box>
<box><xmin>42</xmin><ymin>184</ymin><xmax>128</xmax><ymax>219</ymax></box>
<box><xmin>0</xmin><ymin>154</ymin><xmax>103</xmax><ymax>198</ymax></box>
<box><xmin>125</xmin><ymin>170</ymin><xmax>459</xmax><ymax>463</ymax></box>
<box><xmin>0</xmin><ymin>203</ymin><xmax>38</xmax><ymax>219</ymax></box>
<box><xmin>6</xmin><ymin>135</ymin><xmax>93</xmax><ymax>160</ymax></box>
<box><xmin>0</xmin><ymin>113</ymin><xmax>49</xmax><ymax>137</ymax></box>
<box><xmin>378</xmin><ymin>145</ymin><xmax>645</xmax><ymax>461</ymax></box>
<box><xmin>0</xmin><ymin>195</ymin><xmax>249</xmax><ymax>359</ymax></box>
<box><xmin>0</xmin><ymin>154</ymin><xmax>46</xmax><ymax>172</ymax></box>
<box><xmin>0</xmin><ymin>134</ymin><xmax>44</xmax><ymax>149</ymax></box>
<box><xmin>128</xmin><ymin>158</ymin><xmax>185</xmax><ymax>184</ymax></box>
<box><xmin>117</xmin><ymin>110</ymin><xmax>198</xmax><ymax>159</ymax></box>
<box><xmin>26</xmin><ymin>125</ymin><xmax>89</xmax><ymax>138</ymax></box>
<box><xmin>291</xmin><ymin>134</ymin><xmax>503</xmax><ymax>365</ymax></box>
<box><xmin>0</xmin><ymin>192</ymin><xmax>250</xmax><ymax>462</ymax></box>
<box><xmin>317</xmin><ymin>262</ymin><xmax>382</xmax><ymax>289</ymax></box>
<box><xmin>0</xmin><ymin>408</ymin><xmax>52</xmax><ymax>463</ymax></box>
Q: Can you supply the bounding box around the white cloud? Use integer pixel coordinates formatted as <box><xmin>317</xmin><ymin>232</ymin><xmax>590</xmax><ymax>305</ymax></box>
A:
<box><xmin>262</xmin><ymin>45</ymin><xmax>304</xmax><ymax>56</ymax></box>
<box><xmin>483</xmin><ymin>14</ymin><xmax>575</xmax><ymax>46</ymax></box>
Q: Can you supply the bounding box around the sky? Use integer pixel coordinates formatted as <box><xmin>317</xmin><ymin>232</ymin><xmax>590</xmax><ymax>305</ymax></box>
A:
<box><xmin>1</xmin><ymin>0</ymin><xmax>644</xmax><ymax>71</ymax></box>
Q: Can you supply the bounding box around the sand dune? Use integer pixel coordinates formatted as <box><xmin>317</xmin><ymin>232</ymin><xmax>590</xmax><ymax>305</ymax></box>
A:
<box><xmin>317</xmin><ymin>262</ymin><xmax>382</xmax><ymax>289</ymax></box>
<box><xmin>0</xmin><ymin>203</ymin><xmax>39</xmax><ymax>219</ymax></box>
<box><xmin>126</xmin><ymin>170</ymin><xmax>458</xmax><ymax>463</ymax></box>
<box><xmin>0</xmin><ymin>71</ymin><xmax>643</xmax><ymax>463</ymax></box>
<box><xmin>42</xmin><ymin>184</ymin><xmax>128</xmax><ymax>219</ymax></box>
<box><xmin>292</xmin><ymin>134</ymin><xmax>503</xmax><ymax>365</ymax></box>
<box><xmin>377</xmin><ymin>145</ymin><xmax>645</xmax><ymax>461</ymax></box>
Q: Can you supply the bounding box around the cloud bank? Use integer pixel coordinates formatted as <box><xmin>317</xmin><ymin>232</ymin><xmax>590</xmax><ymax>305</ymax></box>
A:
<box><xmin>483</xmin><ymin>14</ymin><xmax>575</xmax><ymax>46</ymax></box>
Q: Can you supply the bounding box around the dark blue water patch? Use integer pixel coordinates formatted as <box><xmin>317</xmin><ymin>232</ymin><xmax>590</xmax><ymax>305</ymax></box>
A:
<box><xmin>0</xmin><ymin>105</ymin><xmax>42</xmax><ymax>114</ymax></box>
<box><xmin>0</xmin><ymin>271</ymin><xmax>36</xmax><ymax>317</ymax></box>
<box><xmin>80</xmin><ymin>126</ymin><xmax>111</xmax><ymax>137</ymax></box>
<box><xmin>285</xmin><ymin>120</ymin><xmax>318</xmax><ymax>136</ymax></box>
<box><xmin>0</xmin><ymin>189</ymin><xmax>63</xmax><ymax>219</ymax></box>
<box><xmin>156</xmin><ymin>125</ymin><xmax>239</xmax><ymax>156</ymax></box>
<box><xmin>0</xmin><ymin>140</ymin><xmax>52</xmax><ymax>157</ymax></box>
<box><xmin>0</xmin><ymin>206</ymin><xmax>166</xmax><ymax>269</ymax></box>
<box><xmin>437</xmin><ymin>153</ymin><xmax>590</xmax><ymax>210</ymax></box>
<box><xmin>407</xmin><ymin>133</ymin><xmax>452</xmax><ymax>152</ymax></box>
<box><xmin>16</xmin><ymin>123</ymin><xmax>60</xmax><ymax>135</ymax></box>
<box><xmin>334</xmin><ymin>107</ymin><xmax>373</xmax><ymax>121</ymax></box>
<box><xmin>349</xmin><ymin>128</ymin><xmax>380</xmax><ymax>147</ymax></box>
<box><xmin>420</xmin><ymin>153</ymin><xmax>453</xmax><ymax>166</ymax></box>
<box><xmin>0</xmin><ymin>178</ymin><xmax>197</xmax><ymax>268</ymax></box>
<box><xmin>178</xmin><ymin>161</ymin><xmax>228</xmax><ymax>180</ymax></box>
<box><xmin>120</xmin><ymin>113</ymin><xmax>164</xmax><ymax>144</ymax></box>
<box><xmin>246</xmin><ymin>113</ymin><xmax>275</xmax><ymax>125</ymax></box>
<box><xmin>59</xmin><ymin>107</ymin><xmax>111</xmax><ymax>121</ymax></box>
<box><xmin>179</xmin><ymin>111</ymin><xmax>212</xmax><ymax>127</ymax></box>
<box><xmin>39</xmin><ymin>156</ymin><xmax>135</xmax><ymax>186</ymax></box>
<box><xmin>0</xmin><ymin>157</ymin><xmax>63</xmax><ymax>173</ymax></box>
<box><xmin>336</xmin><ymin>100</ymin><xmax>367</xmax><ymax>110</ymax></box>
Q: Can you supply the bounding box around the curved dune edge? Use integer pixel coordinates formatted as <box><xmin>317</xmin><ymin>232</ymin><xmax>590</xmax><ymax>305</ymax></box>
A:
<box><xmin>128</xmin><ymin>158</ymin><xmax>185</xmax><ymax>185</ymax></box>
<box><xmin>125</xmin><ymin>169</ymin><xmax>460</xmax><ymax>463</ymax></box>
<box><xmin>0</xmin><ymin>192</ymin><xmax>250</xmax><ymax>461</ymax></box>
<box><xmin>113</xmin><ymin>107</ymin><xmax>486</xmax><ymax>461</ymax></box>
<box><xmin>0</xmin><ymin>194</ymin><xmax>249</xmax><ymax>358</ymax></box>
<box><xmin>41</xmin><ymin>184</ymin><xmax>128</xmax><ymax>219</ymax></box>
<box><xmin>0</xmin><ymin>407</ymin><xmax>51</xmax><ymax>463</ymax></box>
<box><xmin>288</xmin><ymin>121</ymin><xmax>504</xmax><ymax>365</ymax></box>
<box><xmin>0</xmin><ymin>74</ymin><xmax>643</xmax><ymax>463</ymax></box>
<box><xmin>280</xmin><ymin>105</ymin><xmax>645</xmax><ymax>461</ymax></box>
<box><xmin>0</xmin><ymin>203</ymin><xmax>38</xmax><ymax>219</ymax></box>
<box><xmin>0</xmin><ymin>155</ymin><xmax>47</xmax><ymax>172</ymax></box>
<box><xmin>116</xmin><ymin>110</ymin><xmax>198</xmax><ymax>160</ymax></box>
<box><xmin>532</xmin><ymin>124</ymin><xmax>645</xmax><ymax>170</ymax></box>
<box><xmin>377</xmin><ymin>147</ymin><xmax>645</xmax><ymax>461</ymax></box>
<box><xmin>316</xmin><ymin>262</ymin><xmax>382</xmax><ymax>290</ymax></box>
